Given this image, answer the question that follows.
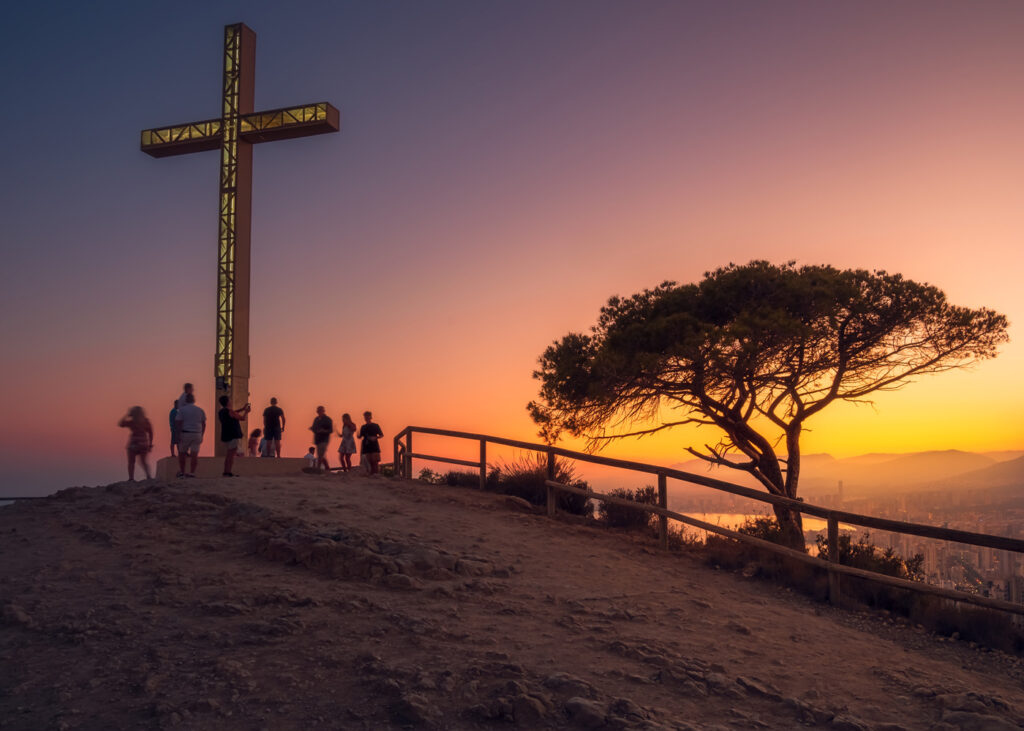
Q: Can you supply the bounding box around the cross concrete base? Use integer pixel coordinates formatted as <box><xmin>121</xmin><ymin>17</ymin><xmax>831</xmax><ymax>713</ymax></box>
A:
<box><xmin>155</xmin><ymin>456</ymin><xmax>307</xmax><ymax>480</ymax></box>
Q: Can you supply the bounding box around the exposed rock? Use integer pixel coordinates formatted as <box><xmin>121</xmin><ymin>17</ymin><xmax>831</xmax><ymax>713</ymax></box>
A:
<box><xmin>565</xmin><ymin>697</ymin><xmax>606</xmax><ymax>727</ymax></box>
<box><xmin>504</xmin><ymin>496</ymin><xmax>536</xmax><ymax>513</ymax></box>
<box><xmin>389</xmin><ymin>693</ymin><xmax>436</xmax><ymax>726</ymax></box>
<box><xmin>384</xmin><ymin>574</ymin><xmax>419</xmax><ymax>590</ymax></box>
<box><xmin>703</xmin><ymin>672</ymin><xmax>732</xmax><ymax>693</ymax></box>
<box><xmin>608</xmin><ymin>697</ymin><xmax>647</xmax><ymax>721</ymax></box>
<box><xmin>934</xmin><ymin>692</ymin><xmax>996</xmax><ymax>714</ymax></box>
<box><xmin>199</xmin><ymin>601</ymin><xmax>246</xmax><ymax>616</ymax></box>
<box><xmin>1</xmin><ymin>602</ymin><xmax>36</xmax><ymax>629</ymax></box>
<box><xmin>736</xmin><ymin>675</ymin><xmax>781</xmax><ymax>700</ymax></box>
<box><xmin>679</xmin><ymin>679</ymin><xmax>709</xmax><ymax>698</ymax></box>
<box><xmin>726</xmin><ymin>619</ymin><xmax>752</xmax><ymax>635</ymax></box>
<box><xmin>512</xmin><ymin>693</ymin><xmax>550</xmax><ymax>724</ymax></box>
<box><xmin>544</xmin><ymin>672</ymin><xmax>596</xmax><ymax>698</ymax></box>
<box><xmin>455</xmin><ymin>558</ymin><xmax>494</xmax><ymax>576</ymax></box>
<box><xmin>404</xmin><ymin>547</ymin><xmax>442</xmax><ymax>570</ymax></box>
<box><xmin>939</xmin><ymin>710</ymin><xmax>1020</xmax><ymax>731</ymax></box>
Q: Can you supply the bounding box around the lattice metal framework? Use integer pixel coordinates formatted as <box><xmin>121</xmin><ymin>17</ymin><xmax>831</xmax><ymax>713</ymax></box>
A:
<box><xmin>140</xmin><ymin>23</ymin><xmax>339</xmax><ymax>455</ymax></box>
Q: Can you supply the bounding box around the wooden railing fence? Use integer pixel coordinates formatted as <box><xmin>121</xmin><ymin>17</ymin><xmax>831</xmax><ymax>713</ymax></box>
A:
<box><xmin>393</xmin><ymin>426</ymin><xmax>1024</xmax><ymax>617</ymax></box>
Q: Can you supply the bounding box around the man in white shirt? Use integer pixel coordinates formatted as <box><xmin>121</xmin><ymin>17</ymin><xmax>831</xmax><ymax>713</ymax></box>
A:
<box><xmin>174</xmin><ymin>393</ymin><xmax>206</xmax><ymax>478</ymax></box>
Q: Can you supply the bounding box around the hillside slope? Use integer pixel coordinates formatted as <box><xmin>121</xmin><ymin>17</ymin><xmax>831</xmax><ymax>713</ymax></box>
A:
<box><xmin>2</xmin><ymin>475</ymin><xmax>1022</xmax><ymax>729</ymax></box>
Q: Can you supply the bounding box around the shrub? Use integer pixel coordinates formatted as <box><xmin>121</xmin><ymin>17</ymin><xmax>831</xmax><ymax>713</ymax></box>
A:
<box><xmin>482</xmin><ymin>467</ymin><xmax>503</xmax><ymax>491</ymax></box>
<box><xmin>413</xmin><ymin>467</ymin><xmax>499</xmax><ymax>488</ymax></box>
<box><xmin>913</xmin><ymin>595</ymin><xmax>1024</xmax><ymax>653</ymax></box>
<box><xmin>815</xmin><ymin>532</ymin><xmax>925</xmax><ymax>581</ymax></box>
<box><xmin>665</xmin><ymin>524</ymin><xmax>704</xmax><ymax>552</ymax></box>
<box><xmin>443</xmin><ymin>470</ymin><xmax>495</xmax><ymax>488</ymax></box>
<box><xmin>736</xmin><ymin>515</ymin><xmax>789</xmax><ymax>545</ymax></box>
<box><xmin>599</xmin><ymin>485</ymin><xmax>657</xmax><ymax>529</ymax></box>
<box><xmin>692</xmin><ymin>518</ymin><xmax>1021</xmax><ymax>656</ymax></box>
<box><xmin>417</xmin><ymin>467</ymin><xmax>442</xmax><ymax>484</ymax></box>
<box><xmin>491</xmin><ymin>454</ymin><xmax>592</xmax><ymax>515</ymax></box>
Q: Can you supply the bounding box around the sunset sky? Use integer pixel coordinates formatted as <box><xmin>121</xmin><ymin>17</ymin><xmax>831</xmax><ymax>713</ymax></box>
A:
<box><xmin>2</xmin><ymin>1</ymin><xmax>1022</xmax><ymax>494</ymax></box>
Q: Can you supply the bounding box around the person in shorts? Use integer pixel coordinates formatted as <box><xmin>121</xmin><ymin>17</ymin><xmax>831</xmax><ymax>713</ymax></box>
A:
<box><xmin>309</xmin><ymin>406</ymin><xmax>333</xmax><ymax>472</ymax></box>
<box><xmin>118</xmin><ymin>406</ymin><xmax>153</xmax><ymax>480</ymax></box>
<box><xmin>262</xmin><ymin>397</ymin><xmax>286</xmax><ymax>457</ymax></box>
<box><xmin>218</xmin><ymin>395</ymin><xmax>251</xmax><ymax>477</ymax></box>
<box><xmin>175</xmin><ymin>394</ymin><xmax>206</xmax><ymax>478</ymax></box>
<box><xmin>358</xmin><ymin>411</ymin><xmax>384</xmax><ymax>475</ymax></box>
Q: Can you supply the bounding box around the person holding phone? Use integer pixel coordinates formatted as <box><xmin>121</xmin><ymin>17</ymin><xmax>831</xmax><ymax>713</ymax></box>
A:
<box><xmin>218</xmin><ymin>396</ymin><xmax>251</xmax><ymax>477</ymax></box>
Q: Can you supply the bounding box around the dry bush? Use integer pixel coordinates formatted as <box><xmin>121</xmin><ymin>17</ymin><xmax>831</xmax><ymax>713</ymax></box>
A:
<box><xmin>491</xmin><ymin>454</ymin><xmax>593</xmax><ymax>516</ymax></box>
<box><xmin>599</xmin><ymin>485</ymin><xmax>657</xmax><ymax>530</ymax></box>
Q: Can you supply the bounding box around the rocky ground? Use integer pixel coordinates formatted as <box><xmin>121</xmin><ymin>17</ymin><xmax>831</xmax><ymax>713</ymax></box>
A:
<box><xmin>2</xmin><ymin>473</ymin><xmax>1023</xmax><ymax>730</ymax></box>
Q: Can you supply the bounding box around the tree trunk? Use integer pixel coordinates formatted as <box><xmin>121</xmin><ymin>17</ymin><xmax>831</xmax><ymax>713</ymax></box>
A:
<box><xmin>778</xmin><ymin>426</ymin><xmax>806</xmax><ymax>551</ymax></box>
<box><xmin>751</xmin><ymin>447</ymin><xmax>807</xmax><ymax>551</ymax></box>
<box><xmin>772</xmin><ymin>504</ymin><xmax>805</xmax><ymax>551</ymax></box>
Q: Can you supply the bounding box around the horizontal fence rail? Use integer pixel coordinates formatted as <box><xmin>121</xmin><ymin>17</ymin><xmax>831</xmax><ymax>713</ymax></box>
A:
<box><xmin>393</xmin><ymin>426</ymin><xmax>1024</xmax><ymax>617</ymax></box>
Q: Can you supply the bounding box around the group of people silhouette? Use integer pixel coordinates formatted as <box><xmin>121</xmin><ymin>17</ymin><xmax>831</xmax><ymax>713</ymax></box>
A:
<box><xmin>301</xmin><ymin>408</ymin><xmax>384</xmax><ymax>475</ymax></box>
<box><xmin>117</xmin><ymin>382</ymin><xmax>384</xmax><ymax>480</ymax></box>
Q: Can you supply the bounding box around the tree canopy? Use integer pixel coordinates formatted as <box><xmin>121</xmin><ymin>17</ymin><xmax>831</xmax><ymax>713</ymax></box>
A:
<box><xmin>528</xmin><ymin>261</ymin><xmax>1009</xmax><ymax>548</ymax></box>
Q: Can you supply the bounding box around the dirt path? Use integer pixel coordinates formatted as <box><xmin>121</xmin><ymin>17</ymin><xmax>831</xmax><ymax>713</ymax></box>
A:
<box><xmin>2</xmin><ymin>474</ymin><xmax>1022</xmax><ymax>730</ymax></box>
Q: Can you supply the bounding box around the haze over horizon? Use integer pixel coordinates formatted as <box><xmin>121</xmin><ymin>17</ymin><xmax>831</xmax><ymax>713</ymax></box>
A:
<box><xmin>2</xmin><ymin>1</ymin><xmax>1023</xmax><ymax>495</ymax></box>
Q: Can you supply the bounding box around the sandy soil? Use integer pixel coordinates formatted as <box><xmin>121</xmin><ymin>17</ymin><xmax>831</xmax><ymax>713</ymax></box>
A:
<box><xmin>2</xmin><ymin>473</ymin><xmax>1023</xmax><ymax>730</ymax></box>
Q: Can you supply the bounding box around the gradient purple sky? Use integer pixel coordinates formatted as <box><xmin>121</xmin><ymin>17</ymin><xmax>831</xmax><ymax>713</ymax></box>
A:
<box><xmin>1</xmin><ymin>1</ymin><xmax>1022</xmax><ymax>494</ymax></box>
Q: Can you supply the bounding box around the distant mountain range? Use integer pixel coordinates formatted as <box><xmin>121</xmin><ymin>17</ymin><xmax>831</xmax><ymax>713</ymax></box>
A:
<box><xmin>659</xmin><ymin>449</ymin><xmax>1024</xmax><ymax>498</ymax></box>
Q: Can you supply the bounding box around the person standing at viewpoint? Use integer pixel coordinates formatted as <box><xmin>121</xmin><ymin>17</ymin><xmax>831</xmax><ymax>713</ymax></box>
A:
<box><xmin>169</xmin><ymin>400</ymin><xmax>180</xmax><ymax>457</ymax></box>
<box><xmin>336</xmin><ymin>413</ymin><xmax>358</xmax><ymax>472</ymax></box>
<box><xmin>247</xmin><ymin>428</ymin><xmax>262</xmax><ymax>457</ymax></box>
<box><xmin>174</xmin><ymin>393</ymin><xmax>206</xmax><ymax>478</ymax></box>
<box><xmin>309</xmin><ymin>406</ymin><xmax>333</xmax><ymax>472</ymax></box>
<box><xmin>263</xmin><ymin>397</ymin><xmax>286</xmax><ymax>457</ymax></box>
<box><xmin>218</xmin><ymin>396</ymin><xmax>250</xmax><ymax>477</ymax></box>
<box><xmin>118</xmin><ymin>406</ymin><xmax>153</xmax><ymax>481</ymax></box>
<box><xmin>358</xmin><ymin>411</ymin><xmax>384</xmax><ymax>475</ymax></box>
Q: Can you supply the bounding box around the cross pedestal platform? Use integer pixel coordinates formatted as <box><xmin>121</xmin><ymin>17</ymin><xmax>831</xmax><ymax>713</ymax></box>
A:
<box><xmin>155</xmin><ymin>456</ymin><xmax>307</xmax><ymax>481</ymax></box>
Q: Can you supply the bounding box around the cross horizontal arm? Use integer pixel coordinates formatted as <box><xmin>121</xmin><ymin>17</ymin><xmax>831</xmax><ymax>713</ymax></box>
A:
<box><xmin>140</xmin><ymin>118</ymin><xmax>223</xmax><ymax>157</ymax></box>
<box><xmin>140</xmin><ymin>103</ymin><xmax>339</xmax><ymax>158</ymax></box>
<box><xmin>239</xmin><ymin>102</ymin><xmax>340</xmax><ymax>143</ymax></box>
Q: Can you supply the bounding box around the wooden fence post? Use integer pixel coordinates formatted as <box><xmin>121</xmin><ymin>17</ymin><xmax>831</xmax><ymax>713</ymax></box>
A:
<box><xmin>479</xmin><ymin>440</ymin><xmax>487</xmax><ymax>490</ymax></box>
<box><xmin>827</xmin><ymin>514</ymin><xmax>840</xmax><ymax>606</ymax></box>
<box><xmin>658</xmin><ymin>473</ymin><xmax>668</xmax><ymax>550</ymax></box>
<box><xmin>546</xmin><ymin>450</ymin><xmax>556</xmax><ymax>517</ymax></box>
<box><xmin>404</xmin><ymin>431</ymin><xmax>413</xmax><ymax>479</ymax></box>
<box><xmin>392</xmin><ymin>436</ymin><xmax>400</xmax><ymax>476</ymax></box>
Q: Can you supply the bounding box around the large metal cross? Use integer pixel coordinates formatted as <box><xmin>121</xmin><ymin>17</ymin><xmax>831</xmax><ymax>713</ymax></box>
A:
<box><xmin>141</xmin><ymin>23</ymin><xmax>339</xmax><ymax>454</ymax></box>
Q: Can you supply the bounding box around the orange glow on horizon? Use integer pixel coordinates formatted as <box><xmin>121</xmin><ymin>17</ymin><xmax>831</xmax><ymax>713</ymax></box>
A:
<box><xmin>3</xmin><ymin>4</ymin><xmax>1024</xmax><ymax>491</ymax></box>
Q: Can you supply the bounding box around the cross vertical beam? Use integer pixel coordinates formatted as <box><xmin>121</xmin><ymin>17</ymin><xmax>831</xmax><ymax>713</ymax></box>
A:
<box><xmin>140</xmin><ymin>23</ymin><xmax>339</xmax><ymax>458</ymax></box>
<box><xmin>216</xmin><ymin>24</ymin><xmax>255</xmax><ymax>429</ymax></box>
